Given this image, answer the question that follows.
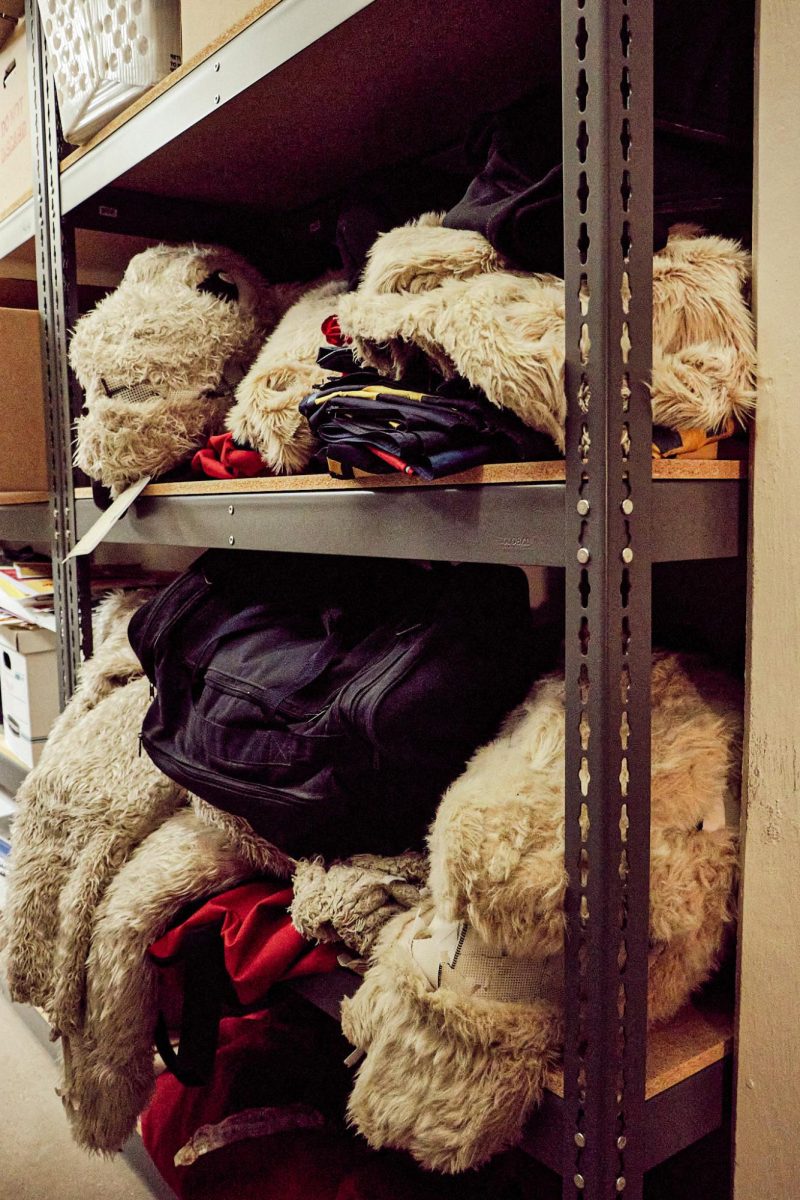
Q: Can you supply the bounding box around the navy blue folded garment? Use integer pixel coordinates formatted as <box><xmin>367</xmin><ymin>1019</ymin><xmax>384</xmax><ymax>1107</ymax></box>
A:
<box><xmin>299</xmin><ymin>373</ymin><xmax>559</xmax><ymax>481</ymax></box>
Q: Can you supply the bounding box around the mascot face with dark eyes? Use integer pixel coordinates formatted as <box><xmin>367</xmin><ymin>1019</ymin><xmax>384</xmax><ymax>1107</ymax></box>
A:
<box><xmin>70</xmin><ymin>243</ymin><xmax>291</xmax><ymax>495</ymax></box>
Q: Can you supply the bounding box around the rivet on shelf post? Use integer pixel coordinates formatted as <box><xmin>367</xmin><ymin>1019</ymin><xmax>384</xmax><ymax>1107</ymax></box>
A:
<box><xmin>621</xmin><ymin>499</ymin><xmax>633</xmax><ymax>515</ymax></box>
<box><xmin>621</xmin><ymin>547</ymin><xmax>633</xmax><ymax>563</ymax></box>
<box><xmin>228</xmin><ymin>505</ymin><xmax>235</xmax><ymax>515</ymax></box>
<box><xmin>577</xmin><ymin>498</ymin><xmax>590</xmax><ymax>516</ymax></box>
<box><xmin>577</xmin><ymin>547</ymin><xmax>591</xmax><ymax>564</ymax></box>
<box><xmin>228</xmin><ymin>535</ymin><xmax>235</xmax><ymax>546</ymax></box>
<box><xmin>617</xmin><ymin>1135</ymin><xmax>627</xmax><ymax>1150</ymax></box>
<box><xmin>574</xmin><ymin>1131</ymin><xmax>586</xmax><ymax>1148</ymax></box>
<box><xmin>616</xmin><ymin>1177</ymin><xmax>627</xmax><ymax>1192</ymax></box>
<box><xmin>574</xmin><ymin>1174</ymin><xmax>586</xmax><ymax>1190</ymax></box>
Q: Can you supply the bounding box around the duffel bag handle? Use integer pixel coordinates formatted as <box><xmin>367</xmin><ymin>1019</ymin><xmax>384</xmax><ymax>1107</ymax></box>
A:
<box><xmin>153</xmin><ymin>921</ymin><xmax>228</xmax><ymax>1088</ymax></box>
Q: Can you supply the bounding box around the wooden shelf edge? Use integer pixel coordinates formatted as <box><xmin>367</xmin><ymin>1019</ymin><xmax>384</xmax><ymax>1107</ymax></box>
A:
<box><xmin>545</xmin><ymin>1000</ymin><xmax>733</xmax><ymax>1102</ymax></box>
<box><xmin>73</xmin><ymin>458</ymin><xmax>746</xmax><ymax>501</ymax></box>
<box><xmin>0</xmin><ymin>492</ymin><xmax>50</xmax><ymax>506</ymax></box>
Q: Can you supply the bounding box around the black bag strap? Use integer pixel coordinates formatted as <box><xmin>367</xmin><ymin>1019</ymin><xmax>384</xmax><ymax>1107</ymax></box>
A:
<box><xmin>153</xmin><ymin>920</ymin><xmax>228</xmax><ymax>1088</ymax></box>
<box><xmin>191</xmin><ymin>616</ymin><xmax>350</xmax><ymax>722</ymax></box>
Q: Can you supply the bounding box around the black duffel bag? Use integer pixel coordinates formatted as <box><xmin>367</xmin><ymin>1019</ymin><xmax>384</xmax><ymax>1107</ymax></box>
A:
<box><xmin>128</xmin><ymin>550</ymin><xmax>536</xmax><ymax>858</ymax></box>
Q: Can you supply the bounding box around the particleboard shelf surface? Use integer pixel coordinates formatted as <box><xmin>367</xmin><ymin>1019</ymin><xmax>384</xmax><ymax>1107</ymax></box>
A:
<box><xmin>73</xmin><ymin>459</ymin><xmax>746</xmax><ymax>501</ymax></box>
<box><xmin>0</xmin><ymin>190</ymin><xmax>32</xmax><ymax>228</ymax></box>
<box><xmin>545</xmin><ymin>1001</ymin><xmax>733</xmax><ymax>1101</ymax></box>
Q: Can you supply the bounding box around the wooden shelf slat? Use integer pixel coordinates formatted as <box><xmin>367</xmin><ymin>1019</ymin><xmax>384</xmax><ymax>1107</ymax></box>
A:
<box><xmin>73</xmin><ymin>457</ymin><xmax>745</xmax><ymax>502</ymax></box>
<box><xmin>0</xmin><ymin>492</ymin><xmax>50</xmax><ymax>505</ymax></box>
<box><xmin>544</xmin><ymin>1000</ymin><xmax>733</xmax><ymax>1101</ymax></box>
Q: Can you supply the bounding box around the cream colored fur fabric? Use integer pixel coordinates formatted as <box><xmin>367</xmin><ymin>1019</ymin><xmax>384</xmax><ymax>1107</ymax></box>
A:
<box><xmin>291</xmin><ymin>851</ymin><xmax>428</xmax><ymax>958</ymax></box>
<box><xmin>233</xmin><ymin>215</ymin><xmax>755</xmax><ymax>473</ymax></box>
<box><xmin>71</xmin><ymin>244</ymin><xmax>305</xmax><ymax>495</ymax></box>
<box><xmin>2</xmin><ymin>592</ymin><xmax>291</xmax><ymax>1152</ymax></box>
<box><xmin>341</xmin><ymin>651</ymin><xmax>741</xmax><ymax>1173</ymax></box>
<box><xmin>226</xmin><ymin>271</ymin><xmax>348</xmax><ymax>474</ymax></box>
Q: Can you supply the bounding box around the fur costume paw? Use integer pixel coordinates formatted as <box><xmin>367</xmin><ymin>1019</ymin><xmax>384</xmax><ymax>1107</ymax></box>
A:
<box><xmin>355</xmin><ymin>211</ymin><xmax>511</xmax><ymax>294</ymax></box>
<box><xmin>341</xmin><ymin>907</ymin><xmax>563</xmax><ymax>1175</ymax></box>
<box><xmin>71</xmin><ymin>244</ymin><xmax>299</xmax><ymax>494</ymax></box>
<box><xmin>291</xmin><ymin>852</ymin><xmax>428</xmax><ymax>957</ymax></box>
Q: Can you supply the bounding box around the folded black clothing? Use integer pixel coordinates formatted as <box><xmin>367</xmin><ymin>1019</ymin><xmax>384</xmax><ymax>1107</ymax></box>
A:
<box><xmin>443</xmin><ymin>73</ymin><xmax>753</xmax><ymax>274</ymax></box>
<box><xmin>299</xmin><ymin>375</ymin><xmax>559</xmax><ymax>480</ymax></box>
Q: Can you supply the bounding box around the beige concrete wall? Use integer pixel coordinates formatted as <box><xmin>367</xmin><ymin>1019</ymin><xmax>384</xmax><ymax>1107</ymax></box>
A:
<box><xmin>734</xmin><ymin>1</ymin><xmax>800</xmax><ymax>1194</ymax></box>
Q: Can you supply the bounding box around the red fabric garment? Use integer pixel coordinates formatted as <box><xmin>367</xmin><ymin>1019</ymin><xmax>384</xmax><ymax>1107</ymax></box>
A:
<box><xmin>141</xmin><ymin>1007</ymin><xmax>535</xmax><ymax>1200</ymax></box>
<box><xmin>141</xmin><ymin>1005</ymin><xmax>354</xmax><ymax>1198</ymax></box>
<box><xmin>191</xmin><ymin>432</ymin><xmax>268</xmax><ymax>480</ymax></box>
<box><xmin>149</xmin><ymin>881</ymin><xmax>341</xmax><ymax>1009</ymax></box>
<box><xmin>321</xmin><ymin>313</ymin><xmax>351</xmax><ymax>346</ymax></box>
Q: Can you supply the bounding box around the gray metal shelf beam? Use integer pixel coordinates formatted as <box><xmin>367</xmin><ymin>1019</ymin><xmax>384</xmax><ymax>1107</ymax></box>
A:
<box><xmin>59</xmin><ymin>0</ymin><xmax>375</xmax><ymax>217</ymax></box>
<box><xmin>0</xmin><ymin>503</ymin><xmax>51</xmax><ymax>543</ymax></box>
<box><xmin>75</xmin><ymin>480</ymin><xmax>744</xmax><ymax>565</ymax></box>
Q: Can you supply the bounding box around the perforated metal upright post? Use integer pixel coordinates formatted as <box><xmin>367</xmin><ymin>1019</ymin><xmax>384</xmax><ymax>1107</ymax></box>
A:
<box><xmin>561</xmin><ymin>2</ymin><xmax>653</xmax><ymax>1198</ymax></box>
<box><xmin>27</xmin><ymin>0</ymin><xmax>93</xmax><ymax>701</ymax></box>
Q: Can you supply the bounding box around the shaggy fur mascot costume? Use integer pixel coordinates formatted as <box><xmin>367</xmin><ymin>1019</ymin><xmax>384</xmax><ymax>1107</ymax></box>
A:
<box><xmin>1</xmin><ymin>593</ymin><xmax>292</xmax><ymax>1152</ymax></box>
<box><xmin>229</xmin><ymin>215</ymin><xmax>756</xmax><ymax>474</ymax></box>
<box><xmin>70</xmin><ymin>244</ymin><xmax>309</xmax><ymax>495</ymax></box>
<box><xmin>340</xmin><ymin>651</ymin><xmax>742</xmax><ymax>1173</ymax></box>
<box><xmin>0</xmin><ymin>594</ymin><xmax>429</xmax><ymax>1152</ymax></box>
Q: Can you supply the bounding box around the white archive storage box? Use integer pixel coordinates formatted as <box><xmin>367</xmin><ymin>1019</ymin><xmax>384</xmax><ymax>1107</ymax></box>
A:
<box><xmin>37</xmin><ymin>0</ymin><xmax>181</xmax><ymax>144</ymax></box>
<box><xmin>0</xmin><ymin>623</ymin><xmax>59</xmax><ymax>768</ymax></box>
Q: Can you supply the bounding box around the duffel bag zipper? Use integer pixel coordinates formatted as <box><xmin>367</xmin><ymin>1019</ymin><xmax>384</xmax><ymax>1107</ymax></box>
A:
<box><xmin>338</xmin><ymin>623</ymin><xmax>427</xmax><ymax>766</ymax></box>
<box><xmin>135</xmin><ymin>569</ymin><xmax>214</xmax><ymax>676</ymax></box>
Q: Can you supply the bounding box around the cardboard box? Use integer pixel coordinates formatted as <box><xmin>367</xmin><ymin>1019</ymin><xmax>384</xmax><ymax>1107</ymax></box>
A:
<box><xmin>0</xmin><ymin>18</ymin><xmax>30</xmax><ymax>216</ymax></box>
<box><xmin>0</xmin><ymin>622</ymin><xmax>59</xmax><ymax>768</ymax></box>
<box><xmin>180</xmin><ymin>0</ymin><xmax>265</xmax><ymax>63</ymax></box>
<box><xmin>0</xmin><ymin>308</ymin><xmax>48</xmax><ymax>493</ymax></box>
<box><xmin>0</xmin><ymin>16</ymin><xmax>18</xmax><ymax>53</ymax></box>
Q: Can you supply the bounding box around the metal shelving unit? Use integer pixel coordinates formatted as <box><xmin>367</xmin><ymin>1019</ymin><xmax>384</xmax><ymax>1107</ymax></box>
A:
<box><xmin>16</xmin><ymin>0</ymin><xmax>749</xmax><ymax>1196</ymax></box>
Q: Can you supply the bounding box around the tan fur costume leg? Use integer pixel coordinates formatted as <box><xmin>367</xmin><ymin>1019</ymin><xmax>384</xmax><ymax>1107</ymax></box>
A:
<box><xmin>343</xmin><ymin>653</ymin><xmax>741</xmax><ymax>1172</ymax></box>
<box><xmin>61</xmin><ymin>802</ymin><xmax>290</xmax><ymax>1153</ymax></box>
<box><xmin>340</xmin><ymin>910</ymin><xmax>563</xmax><ymax>1175</ymax></box>
<box><xmin>1</xmin><ymin>593</ymin><xmax>175</xmax><ymax>1019</ymax></box>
